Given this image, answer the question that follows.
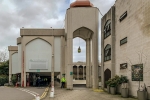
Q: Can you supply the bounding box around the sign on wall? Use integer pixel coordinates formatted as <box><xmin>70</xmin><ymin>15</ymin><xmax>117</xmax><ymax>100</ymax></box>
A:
<box><xmin>29</xmin><ymin>59</ymin><xmax>48</xmax><ymax>70</ymax></box>
<box><xmin>132</xmin><ymin>64</ymin><xmax>143</xmax><ymax>81</ymax></box>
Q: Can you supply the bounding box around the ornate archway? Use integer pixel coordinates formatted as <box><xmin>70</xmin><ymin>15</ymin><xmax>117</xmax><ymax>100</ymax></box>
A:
<box><xmin>104</xmin><ymin>69</ymin><xmax>111</xmax><ymax>88</ymax></box>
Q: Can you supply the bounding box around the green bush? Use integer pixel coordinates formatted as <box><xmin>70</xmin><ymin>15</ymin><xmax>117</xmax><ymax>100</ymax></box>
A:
<box><xmin>0</xmin><ymin>75</ymin><xmax>8</xmax><ymax>86</ymax></box>
<box><xmin>106</xmin><ymin>78</ymin><xmax>111</xmax><ymax>86</ymax></box>
<box><xmin>109</xmin><ymin>75</ymin><xmax>120</xmax><ymax>87</ymax></box>
<box><xmin>11</xmin><ymin>74</ymin><xmax>17</xmax><ymax>85</ymax></box>
<box><xmin>119</xmin><ymin>75</ymin><xmax>128</xmax><ymax>83</ymax></box>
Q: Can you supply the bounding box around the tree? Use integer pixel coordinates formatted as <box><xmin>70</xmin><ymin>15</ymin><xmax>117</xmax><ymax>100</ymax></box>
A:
<box><xmin>0</xmin><ymin>48</ymin><xmax>8</xmax><ymax>62</ymax></box>
<box><xmin>0</xmin><ymin>60</ymin><xmax>9</xmax><ymax>75</ymax></box>
<box><xmin>0</xmin><ymin>60</ymin><xmax>9</xmax><ymax>85</ymax></box>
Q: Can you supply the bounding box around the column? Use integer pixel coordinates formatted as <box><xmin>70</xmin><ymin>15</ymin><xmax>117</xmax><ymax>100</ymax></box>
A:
<box><xmin>51</xmin><ymin>36</ymin><xmax>54</xmax><ymax>86</ymax></box>
<box><xmin>23</xmin><ymin>50</ymin><xmax>26</xmax><ymax>87</ymax></box>
<box><xmin>89</xmin><ymin>65</ymin><xmax>92</xmax><ymax>87</ymax></box>
<box><xmin>92</xmin><ymin>32</ymin><xmax>99</xmax><ymax>89</ymax></box>
<box><xmin>83</xmin><ymin>66</ymin><xmax>84</xmax><ymax>80</ymax></box>
<box><xmin>77</xmin><ymin>66</ymin><xmax>79</xmax><ymax>80</ymax></box>
<box><xmin>60</xmin><ymin>36</ymin><xmax>65</xmax><ymax>85</ymax></box>
<box><xmin>26</xmin><ymin>73</ymin><xmax>29</xmax><ymax>87</ymax></box>
<box><xmin>86</xmin><ymin>38</ymin><xmax>90</xmax><ymax>87</ymax></box>
<box><xmin>9</xmin><ymin>52</ymin><xmax>12</xmax><ymax>84</ymax></box>
<box><xmin>66</xmin><ymin>37</ymin><xmax>73</xmax><ymax>89</ymax></box>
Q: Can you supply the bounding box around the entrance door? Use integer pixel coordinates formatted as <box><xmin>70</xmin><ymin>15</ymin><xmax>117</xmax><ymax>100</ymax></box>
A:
<box><xmin>104</xmin><ymin>69</ymin><xmax>111</xmax><ymax>88</ymax></box>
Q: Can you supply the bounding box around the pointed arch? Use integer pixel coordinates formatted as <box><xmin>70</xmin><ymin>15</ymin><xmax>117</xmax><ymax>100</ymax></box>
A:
<box><xmin>73</xmin><ymin>27</ymin><xmax>94</xmax><ymax>40</ymax></box>
<box><xmin>26</xmin><ymin>37</ymin><xmax>52</xmax><ymax>46</ymax></box>
<box><xmin>104</xmin><ymin>68</ymin><xmax>111</xmax><ymax>88</ymax></box>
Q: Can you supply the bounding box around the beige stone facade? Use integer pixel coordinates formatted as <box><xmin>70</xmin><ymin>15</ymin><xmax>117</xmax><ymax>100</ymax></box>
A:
<box><xmin>101</xmin><ymin>0</ymin><xmax>150</xmax><ymax>97</ymax></box>
<box><xmin>8</xmin><ymin>0</ymin><xmax>100</xmax><ymax>89</ymax></box>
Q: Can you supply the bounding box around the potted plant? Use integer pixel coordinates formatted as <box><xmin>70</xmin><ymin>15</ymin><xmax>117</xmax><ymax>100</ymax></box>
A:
<box><xmin>116</xmin><ymin>76</ymin><xmax>122</xmax><ymax>94</ymax></box>
<box><xmin>106</xmin><ymin>79</ymin><xmax>111</xmax><ymax>93</ymax></box>
<box><xmin>120</xmin><ymin>75</ymin><xmax>129</xmax><ymax>98</ymax></box>
<box><xmin>137</xmin><ymin>83</ymin><xmax>147</xmax><ymax>100</ymax></box>
<box><xmin>109</xmin><ymin>75</ymin><xmax>120</xmax><ymax>95</ymax></box>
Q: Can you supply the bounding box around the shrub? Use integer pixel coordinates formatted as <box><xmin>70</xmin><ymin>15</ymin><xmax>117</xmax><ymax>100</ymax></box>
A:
<box><xmin>119</xmin><ymin>75</ymin><xmax>128</xmax><ymax>83</ymax></box>
<box><xmin>106</xmin><ymin>78</ymin><xmax>111</xmax><ymax>86</ymax></box>
<box><xmin>109</xmin><ymin>75</ymin><xmax>120</xmax><ymax>87</ymax></box>
<box><xmin>0</xmin><ymin>75</ymin><xmax>8</xmax><ymax>86</ymax></box>
<box><xmin>11</xmin><ymin>74</ymin><xmax>17</xmax><ymax>85</ymax></box>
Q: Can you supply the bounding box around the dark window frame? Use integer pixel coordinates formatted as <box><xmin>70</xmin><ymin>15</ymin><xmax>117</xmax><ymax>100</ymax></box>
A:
<box><xmin>104</xmin><ymin>44</ymin><xmax>111</xmax><ymax>62</ymax></box>
<box><xmin>120</xmin><ymin>63</ymin><xmax>127</xmax><ymax>69</ymax></box>
<box><xmin>104</xmin><ymin>20</ymin><xmax>111</xmax><ymax>39</ymax></box>
<box><xmin>119</xmin><ymin>11</ymin><xmax>127</xmax><ymax>22</ymax></box>
<box><xmin>120</xmin><ymin>37</ymin><xmax>127</xmax><ymax>45</ymax></box>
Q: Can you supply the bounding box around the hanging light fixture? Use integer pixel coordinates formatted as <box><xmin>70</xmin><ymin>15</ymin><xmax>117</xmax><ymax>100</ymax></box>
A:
<box><xmin>78</xmin><ymin>46</ymin><xmax>81</xmax><ymax>53</ymax></box>
<box><xmin>78</xmin><ymin>30</ymin><xmax>81</xmax><ymax>53</ymax></box>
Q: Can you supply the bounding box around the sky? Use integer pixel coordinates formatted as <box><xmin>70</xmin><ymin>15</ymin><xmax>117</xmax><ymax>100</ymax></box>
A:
<box><xmin>0</xmin><ymin>0</ymin><xmax>115</xmax><ymax>62</ymax></box>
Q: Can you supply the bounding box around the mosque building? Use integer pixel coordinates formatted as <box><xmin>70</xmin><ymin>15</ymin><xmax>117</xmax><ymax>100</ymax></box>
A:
<box><xmin>8</xmin><ymin>0</ymin><xmax>100</xmax><ymax>89</ymax></box>
<box><xmin>8</xmin><ymin>0</ymin><xmax>150</xmax><ymax>97</ymax></box>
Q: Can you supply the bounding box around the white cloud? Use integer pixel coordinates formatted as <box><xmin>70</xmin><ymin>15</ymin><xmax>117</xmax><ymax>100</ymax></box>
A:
<box><xmin>0</xmin><ymin>0</ymin><xmax>115</xmax><ymax>62</ymax></box>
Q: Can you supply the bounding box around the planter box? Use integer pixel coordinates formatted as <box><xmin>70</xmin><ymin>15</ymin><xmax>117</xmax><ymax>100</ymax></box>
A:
<box><xmin>137</xmin><ymin>90</ymin><xmax>147</xmax><ymax>100</ymax></box>
<box><xmin>147</xmin><ymin>86</ymin><xmax>150</xmax><ymax>100</ymax></box>
<box><xmin>107</xmin><ymin>86</ymin><xmax>110</xmax><ymax>93</ymax></box>
<box><xmin>110</xmin><ymin>87</ymin><xmax>116</xmax><ymax>95</ymax></box>
<box><xmin>117</xmin><ymin>84</ymin><xmax>121</xmax><ymax>94</ymax></box>
<box><xmin>121</xmin><ymin>88</ymin><xmax>128</xmax><ymax>98</ymax></box>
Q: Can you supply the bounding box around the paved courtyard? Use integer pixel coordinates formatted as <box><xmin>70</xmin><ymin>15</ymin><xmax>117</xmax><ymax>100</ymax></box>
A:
<box><xmin>44</xmin><ymin>85</ymin><xmax>137</xmax><ymax>100</ymax></box>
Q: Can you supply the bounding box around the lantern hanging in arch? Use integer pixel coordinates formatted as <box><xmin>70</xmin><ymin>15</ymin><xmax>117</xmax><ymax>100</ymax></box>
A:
<box><xmin>78</xmin><ymin>30</ymin><xmax>81</xmax><ymax>53</ymax></box>
<box><xmin>78</xmin><ymin>46</ymin><xmax>81</xmax><ymax>53</ymax></box>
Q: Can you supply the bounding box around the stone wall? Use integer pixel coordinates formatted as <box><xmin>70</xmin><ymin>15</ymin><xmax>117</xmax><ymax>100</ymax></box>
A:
<box><xmin>115</xmin><ymin>0</ymin><xmax>150</xmax><ymax>96</ymax></box>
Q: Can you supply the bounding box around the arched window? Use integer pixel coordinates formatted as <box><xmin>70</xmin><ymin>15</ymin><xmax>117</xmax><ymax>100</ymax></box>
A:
<box><xmin>104</xmin><ymin>44</ymin><xmax>111</xmax><ymax>61</ymax></box>
<box><xmin>104</xmin><ymin>20</ymin><xmax>111</xmax><ymax>39</ymax></box>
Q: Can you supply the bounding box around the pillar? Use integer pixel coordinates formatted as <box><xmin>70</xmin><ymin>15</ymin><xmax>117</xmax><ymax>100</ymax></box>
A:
<box><xmin>26</xmin><ymin>73</ymin><xmax>29</xmax><ymax>87</ymax></box>
<box><xmin>60</xmin><ymin>36</ymin><xmax>65</xmax><ymax>85</ymax></box>
<box><xmin>9</xmin><ymin>52</ymin><xmax>12</xmax><ymax>84</ymax></box>
<box><xmin>77</xmin><ymin>66</ymin><xmax>79</xmax><ymax>80</ymax></box>
<box><xmin>89</xmin><ymin>65</ymin><xmax>92</xmax><ymax>87</ymax></box>
<box><xmin>86</xmin><ymin>38</ymin><xmax>90</xmax><ymax>87</ymax></box>
<box><xmin>82</xmin><ymin>66</ymin><xmax>84</xmax><ymax>79</ymax></box>
<box><xmin>66</xmin><ymin>37</ymin><xmax>73</xmax><ymax>89</ymax></box>
<box><xmin>51</xmin><ymin>36</ymin><xmax>54</xmax><ymax>86</ymax></box>
<box><xmin>92</xmin><ymin>32</ymin><xmax>99</xmax><ymax>89</ymax></box>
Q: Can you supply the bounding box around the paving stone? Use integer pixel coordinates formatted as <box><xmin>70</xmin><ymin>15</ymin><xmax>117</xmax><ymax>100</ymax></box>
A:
<box><xmin>44</xmin><ymin>86</ymin><xmax>137</xmax><ymax>100</ymax></box>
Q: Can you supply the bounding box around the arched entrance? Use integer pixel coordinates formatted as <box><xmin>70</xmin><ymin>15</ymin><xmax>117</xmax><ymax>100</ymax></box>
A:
<box><xmin>65</xmin><ymin>5</ymin><xmax>99</xmax><ymax>89</ymax></box>
<box><xmin>104</xmin><ymin>69</ymin><xmax>111</xmax><ymax>88</ymax></box>
<box><xmin>73</xmin><ymin>27</ymin><xmax>93</xmax><ymax>88</ymax></box>
<box><xmin>25</xmin><ymin>38</ymin><xmax>52</xmax><ymax>87</ymax></box>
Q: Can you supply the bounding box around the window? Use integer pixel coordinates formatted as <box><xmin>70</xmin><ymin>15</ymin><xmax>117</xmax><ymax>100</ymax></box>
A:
<box><xmin>104</xmin><ymin>44</ymin><xmax>111</xmax><ymax>61</ymax></box>
<box><xmin>119</xmin><ymin>11</ymin><xmax>127</xmax><ymax>22</ymax></box>
<box><xmin>120</xmin><ymin>63</ymin><xmax>127</xmax><ymax>69</ymax></box>
<box><xmin>120</xmin><ymin>37</ymin><xmax>127</xmax><ymax>45</ymax></box>
<box><xmin>104</xmin><ymin>20</ymin><xmax>111</xmax><ymax>39</ymax></box>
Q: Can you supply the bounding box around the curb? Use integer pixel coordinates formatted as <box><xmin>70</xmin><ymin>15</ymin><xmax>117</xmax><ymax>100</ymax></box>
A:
<box><xmin>33</xmin><ymin>87</ymin><xmax>49</xmax><ymax>100</ymax></box>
